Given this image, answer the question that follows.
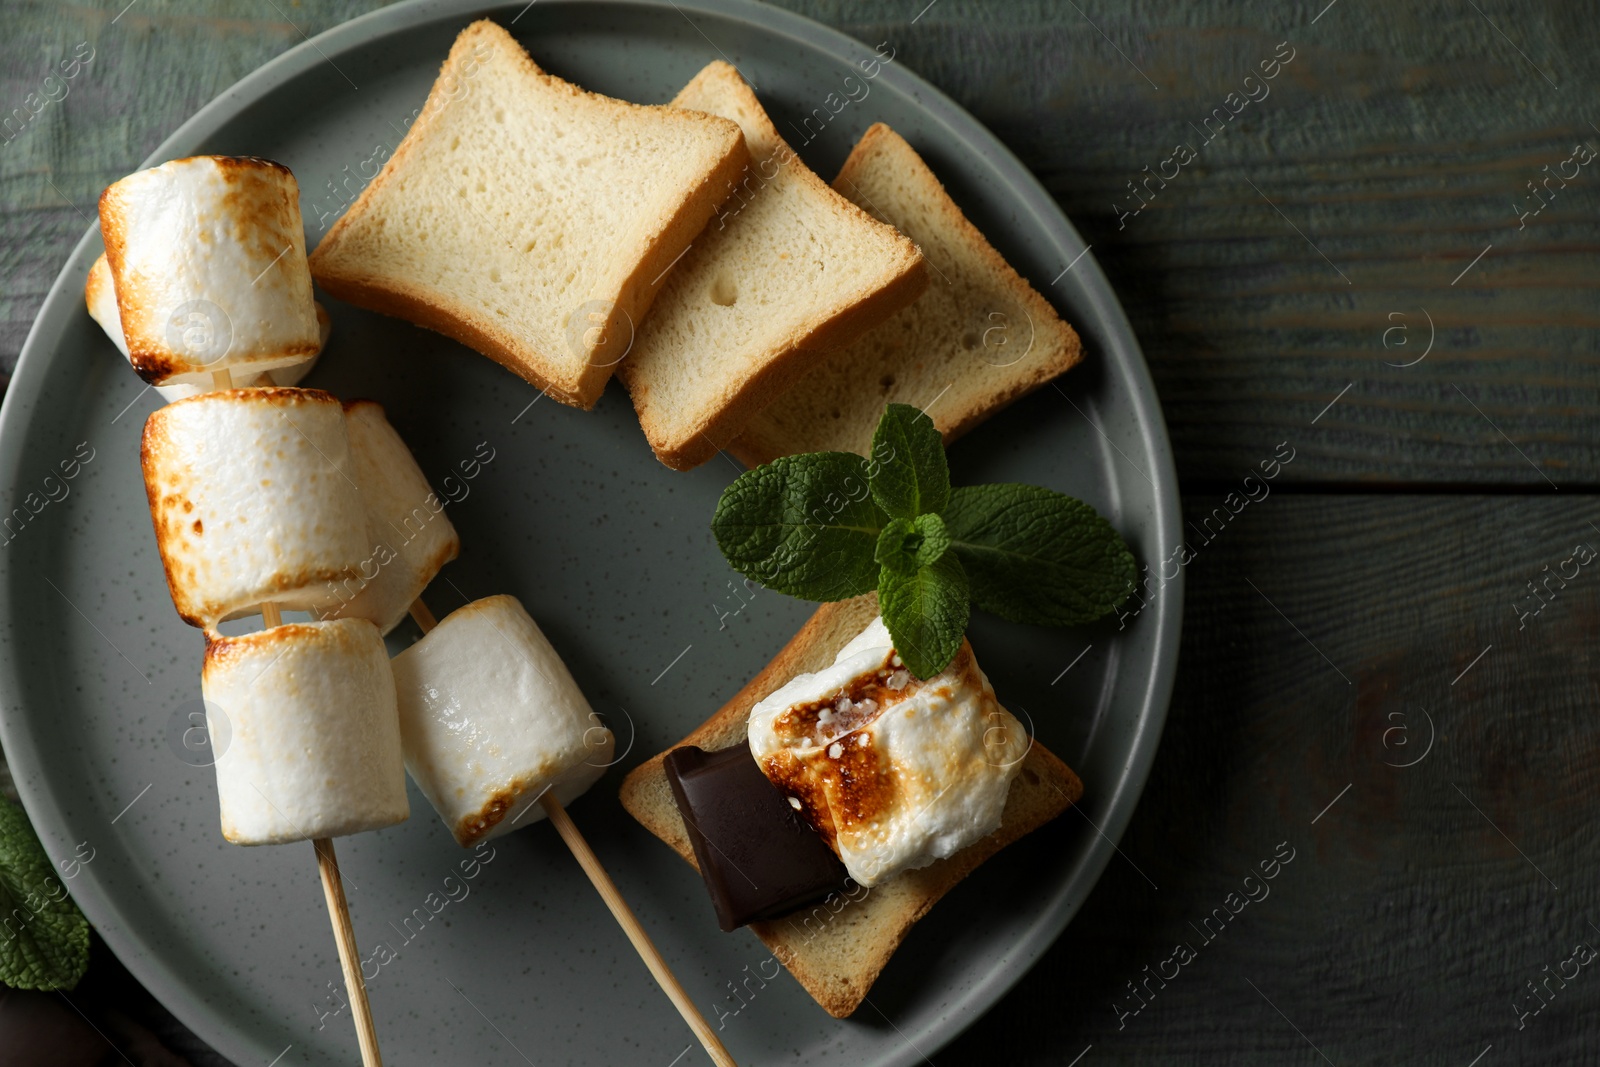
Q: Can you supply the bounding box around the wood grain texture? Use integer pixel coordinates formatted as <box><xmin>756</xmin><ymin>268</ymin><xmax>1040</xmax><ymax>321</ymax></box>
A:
<box><xmin>787</xmin><ymin>0</ymin><xmax>1600</xmax><ymax>486</ymax></box>
<box><xmin>4</xmin><ymin>1</ymin><xmax>1597</xmax><ymax>484</ymax></box>
<box><xmin>2</xmin><ymin>2</ymin><xmax>1597</xmax><ymax>1066</ymax></box>
<box><xmin>945</xmin><ymin>493</ymin><xmax>1600</xmax><ymax>1065</ymax></box>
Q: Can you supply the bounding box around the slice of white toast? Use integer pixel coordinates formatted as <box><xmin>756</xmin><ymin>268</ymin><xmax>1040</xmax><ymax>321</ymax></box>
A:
<box><xmin>619</xmin><ymin>593</ymin><xmax>1083</xmax><ymax>1017</ymax></box>
<box><xmin>308</xmin><ymin>20</ymin><xmax>748</xmax><ymax>409</ymax></box>
<box><xmin>617</xmin><ymin>63</ymin><xmax>928</xmax><ymax>470</ymax></box>
<box><xmin>732</xmin><ymin>123</ymin><xmax>1083</xmax><ymax>465</ymax></box>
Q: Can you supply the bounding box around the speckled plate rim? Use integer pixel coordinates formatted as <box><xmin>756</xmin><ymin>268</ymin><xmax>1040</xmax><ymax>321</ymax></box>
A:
<box><xmin>0</xmin><ymin>0</ymin><xmax>1183</xmax><ymax>1062</ymax></box>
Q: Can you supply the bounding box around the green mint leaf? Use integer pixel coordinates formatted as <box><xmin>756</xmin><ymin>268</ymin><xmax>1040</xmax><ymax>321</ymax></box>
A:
<box><xmin>874</xmin><ymin>513</ymin><xmax>953</xmax><ymax>577</ymax></box>
<box><xmin>0</xmin><ymin>797</ymin><xmax>89</xmax><ymax>991</ymax></box>
<box><xmin>943</xmin><ymin>484</ymin><xmax>1136</xmax><ymax>626</ymax></box>
<box><xmin>711</xmin><ymin>452</ymin><xmax>886</xmax><ymax>601</ymax></box>
<box><xmin>868</xmin><ymin>403</ymin><xmax>949</xmax><ymax>520</ymax></box>
<box><xmin>879</xmin><ymin>553</ymin><xmax>970</xmax><ymax>679</ymax></box>
<box><xmin>911</xmin><ymin>512</ymin><xmax>951</xmax><ymax>568</ymax></box>
<box><xmin>875</xmin><ymin>518</ymin><xmax>920</xmax><ymax>575</ymax></box>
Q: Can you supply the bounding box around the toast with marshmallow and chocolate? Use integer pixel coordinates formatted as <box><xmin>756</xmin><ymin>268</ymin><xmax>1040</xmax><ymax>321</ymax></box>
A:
<box><xmin>619</xmin><ymin>593</ymin><xmax>1082</xmax><ymax>1017</ymax></box>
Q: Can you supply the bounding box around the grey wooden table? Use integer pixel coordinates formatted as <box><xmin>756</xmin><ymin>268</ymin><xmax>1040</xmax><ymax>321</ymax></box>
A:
<box><xmin>3</xmin><ymin>1</ymin><xmax>1597</xmax><ymax>1064</ymax></box>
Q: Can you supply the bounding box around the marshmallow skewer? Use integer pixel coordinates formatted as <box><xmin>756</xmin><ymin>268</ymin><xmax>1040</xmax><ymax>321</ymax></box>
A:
<box><xmin>217</xmin><ymin>371</ymin><xmax>385</xmax><ymax>1067</ymax></box>
<box><xmin>109</xmin><ymin>152</ymin><xmax>718</xmax><ymax>1065</ymax></box>
<box><xmin>111</xmin><ymin>155</ymin><xmax>413</xmax><ymax>1067</ymax></box>
<box><xmin>406</xmin><ymin>599</ymin><xmax>738</xmax><ymax>1067</ymax></box>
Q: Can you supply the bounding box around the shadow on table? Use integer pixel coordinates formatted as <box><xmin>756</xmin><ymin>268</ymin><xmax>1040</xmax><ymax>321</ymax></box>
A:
<box><xmin>0</xmin><ymin>931</ymin><xmax>230</xmax><ymax>1067</ymax></box>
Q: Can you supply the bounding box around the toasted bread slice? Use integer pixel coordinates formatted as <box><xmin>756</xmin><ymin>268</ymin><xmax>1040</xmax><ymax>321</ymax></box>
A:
<box><xmin>617</xmin><ymin>64</ymin><xmax>928</xmax><ymax>470</ymax></box>
<box><xmin>308</xmin><ymin>21</ymin><xmax>748</xmax><ymax>409</ymax></box>
<box><xmin>732</xmin><ymin>123</ymin><xmax>1083</xmax><ymax>465</ymax></box>
<box><xmin>619</xmin><ymin>593</ymin><xmax>1082</xmax><ymax>1017</ymax></box>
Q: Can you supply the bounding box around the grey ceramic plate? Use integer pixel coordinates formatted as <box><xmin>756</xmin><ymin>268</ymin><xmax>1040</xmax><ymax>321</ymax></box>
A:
<box><xmin>0</xmin><ymin>1</ymin><xmax>1181</xmax><ymax>1064</ymax></box>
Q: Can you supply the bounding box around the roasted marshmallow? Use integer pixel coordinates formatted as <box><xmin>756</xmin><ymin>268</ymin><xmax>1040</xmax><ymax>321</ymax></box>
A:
<box><xmin>391</xmin><ymin>595</ymin><xmax>614</xmax><ymax>846</ymax></box>
<box><xmin>86</xmin><ymin>253</ymin><xmax>328</xmax><ymax>400</ymax></box>
<box><xmin>140</xmin><ymin>388</ymin><xmax>368</xmax><ymax>630</ymax></box>
<box><xmin>322</xmin><ymin>402</ymin><xmax>460</xmax><ymax>634</ymax></box>
<box><xmin>98</xmin><ymin>155</ymin><xmax>320</xmax><ymax>386</ymax></box>
<box><xmin>201</xmin><ymin>618</ymin><xmax>409</xmax><ymax>844</ymax></box>
<box><xmin>747</xmin><ymin>616</ymin><xmax>1028</xmax><ymax>887</ymax></box>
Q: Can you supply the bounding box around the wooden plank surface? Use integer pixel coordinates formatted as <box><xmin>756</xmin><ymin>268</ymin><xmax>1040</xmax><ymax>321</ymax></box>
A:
<box><xmin>4</xmin><ymin>1</ymin><xmax>1598</xmax><ymax>484</ymax></box>
<box><xmin>811</xmin><ymin>0</ymin><xmax>1600</xmax><ymax>487</ymax></box>
<box><xmin>0</xmin><ymin>1</ymin><xmax>1596</xmax><ymax>1065</ymax></box>
<box><xmin>948</xmin><ymin>493</ymin><xmax>1600</xmax><ymax>1065</ymax></box>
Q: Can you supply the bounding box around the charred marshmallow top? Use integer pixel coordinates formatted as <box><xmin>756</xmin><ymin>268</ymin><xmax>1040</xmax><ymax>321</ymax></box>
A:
<box><xmin>98</xmin><ymin>156</ymin><xmax>321</xmax><ymax>386</ymax></box>
<box><xmin>747</xmin><ymin>617</ymin><xmax>1028</xmax><ymax>887</ymax></box>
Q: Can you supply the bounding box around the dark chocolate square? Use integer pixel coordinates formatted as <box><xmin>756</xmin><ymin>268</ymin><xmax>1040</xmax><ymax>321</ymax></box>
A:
<box><xmin>663</xmin><ymin>742</ymin><xmax>849</xmax><ymax>932</ymax></box>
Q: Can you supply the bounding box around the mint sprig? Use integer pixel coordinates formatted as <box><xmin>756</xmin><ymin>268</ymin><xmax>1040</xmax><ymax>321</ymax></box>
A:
<box><xmin>0</xmin><ymin>796</ymin><xmax>89</xmax><ymax>991</ymax></box>
<box><xmin>711</xmin><ymin>404</ymin><xmax>1136</xmax><ymax>677</ymax></box>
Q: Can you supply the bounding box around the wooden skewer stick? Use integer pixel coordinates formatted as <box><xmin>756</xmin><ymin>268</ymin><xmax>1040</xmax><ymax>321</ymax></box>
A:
<box><xmin>407</xmin><ymin>596</ymin><xmax>438</xmax><ymax>632</ymax></box>
<box><xmin>408</xmin><ymin>598</ymin><xmax>737</xmax><ymax>1067</ymax></box>
<box><xmin>313</xmin><ymin>834</ymin><xmax>384</xmax><ymax>1067</ymax></box>
<box><xmin>214</xmin><ymin>368</ymin><xmax>385</xmax><ymax>1067</ymax></box>
<box><xmin>538</xmin><ymin>792</ymin><xmax>737</xmax><ymax>1067</ymax></box>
